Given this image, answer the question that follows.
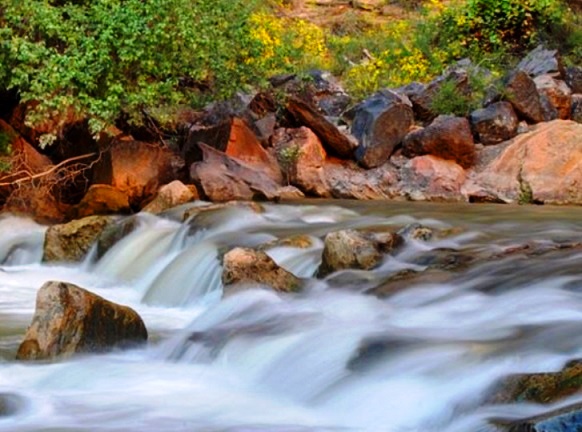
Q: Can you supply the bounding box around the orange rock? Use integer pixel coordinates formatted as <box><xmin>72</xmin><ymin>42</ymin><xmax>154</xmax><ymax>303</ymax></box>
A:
<box><xmin>74</xmin><ymin>184</ymin><xmax>131</xmax><ymax>218</ymax></box>
<box><xmin>469</xmin><ymin>120</ymin><xmax>582</xmax><ymax>204</ymax></box>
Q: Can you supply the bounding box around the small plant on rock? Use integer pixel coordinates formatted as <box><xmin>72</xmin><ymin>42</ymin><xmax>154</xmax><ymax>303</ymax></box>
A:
<box><xmin>277</xmin><ymin>145</ymin><xmax>302</xmax><ymax>186</ymax></box>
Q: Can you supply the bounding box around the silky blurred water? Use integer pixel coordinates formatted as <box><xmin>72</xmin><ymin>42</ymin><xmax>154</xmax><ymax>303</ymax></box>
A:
<box><xmin>1</xmin><ymin>202</ymin><xmax>582</xmax><ymax>432</ymax></box>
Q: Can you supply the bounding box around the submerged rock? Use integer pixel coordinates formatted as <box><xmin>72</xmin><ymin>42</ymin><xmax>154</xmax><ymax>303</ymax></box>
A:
<box><xmin>16</xmin><ymin>281</ymin><xmax>147</xmax><ymax>361</ymax></box>
<box><xmin>317</xmin><ymin>229</ymin><xmax>402</xmax><ymax>277</ymax></box>
<box><xmin>222</xmin><ymin>247</ymin><xmax>302</xmax><ymax>294</ymax></box>
<box><xmin>502</xmin><ymin>403</ymin><xmax>582</xmax><ymax>432</ymax></box>
<box><xmin>0</xmin><ymin>393</ymin><xmax>25</xmax><ymax>417</ymax></box>
<box><xmin>43</xmin><ymin>215</ymin><xmax>115</xmax><ymax>262</ymax></box>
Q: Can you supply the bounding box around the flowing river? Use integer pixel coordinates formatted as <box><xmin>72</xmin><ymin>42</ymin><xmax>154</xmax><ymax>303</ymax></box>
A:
<box><xmin>1</xmin><ymin>201</ymin><xmax>582</xmax><ymax>432</ymax></box>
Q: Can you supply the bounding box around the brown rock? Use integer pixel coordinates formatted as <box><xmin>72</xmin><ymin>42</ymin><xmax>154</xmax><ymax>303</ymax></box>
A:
<box><xmin>469</xmin><ymin>102</ymin><xmax>519</xmax><ymax>145</ymax></box>
<box><xmin>0</xmin><ymin>119</ymin><xmax>52</xmax><ymax>174</ymax></box>
<box><xmin>273</xmin><ymin>127</ymin><xmax>331</xmax><ymax>197</ymax></box>
<box><xmin>74</xmin><ymin>184</ymin><xmax>130</xmax><ymax>218</ymax></box>
<box><xmin>318</xmin><ymin>229</ymin><xmax>402</xmax><ymax>277</ymax></box>
<box><xmin>349</xmin><ymin>90</ymin><xmax>414</xmax><ymax>169</ymax></box>
<box><xmin>222</xmin><ymin>247</ymin><xmax>302</xmax><ymax>294</ymax></box>
<box><xmin>286</xmin><ymin>97</ymin><xmax>357</xmax><ymax>158</ymax></box>
<box><xmin>505</xmin><ymin>70</ymin><xmax>545</xmax><ymax>123</ymax></box>
<box><xmin>469</xmin><ymin>120</ymin><xmax>582</xmax><ymax>204</ymax></box>
<box><xmin>565</xmin><ymin>66</ymin><xmax>582</xmax><ymax>94</ymax></box>
<box><xmin>402</xmin><ymin>116</ymin><xmax>475</xmax><ymax>168</ymax></box>
<box><xmin>399</xmin><ymin>155</ymin><xmax>467</xmax><ymax>201</ymax></box>
<box><xmin>93</xmin><ymin>140</ymin><xmax>178</xmax><ymax>208</ymax></box>
<box><xmin>183</xmin><ymin>119</ymin><xmax>232</xmax><ymax>167</ymax></box>
<box><xmin>43</xmin><ymin>215</ymin><xmax>115</xmax><ymax>262</ymax></box>
<box><xmin>16</xmin><ymin>281</ymin><xmax>147</xmax><ymax>361</ymax></box>
<box><xmin>534</xmin><ymin>75</ymin><xmax>573</xmax><ymax>120</ymax></box>
<box><xmin>191</xmin><ymin>143</ymin><xmax>282</xmax><ymax>202</ymax></box>
<box><xmin>142</xmin><ymin>180</ymin><xmax>196</xmax><ymax>213</ymax></box>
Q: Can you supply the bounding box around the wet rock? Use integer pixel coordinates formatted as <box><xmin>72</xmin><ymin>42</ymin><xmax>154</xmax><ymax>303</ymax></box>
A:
<box><xmin>411</xmin><ymin>247</ymin><xmax>476</xmax><ymax>270</ymax></box>
<box><xmin>317</xmin><ymin>229</ymin><xmax>402</xmax><ymax>277</ymax></box>
<box><xmin>504</xmin><ymin>70</ymin><xmax>545</xmax><ymax>123</ymax></box>
<box><xmin>469</xmin><ymin>120</ymin><xmax>582</xmax><ymax>204</ymax></box>
<box><xmin>470</xmin><ymin>102</ymin><xmax>519</xmax><ymax>145</ymax></box>
<box><xmin>490</xmin><ymin>361</ymin><xmax>582</xmax><ymax>404</ymax></box>
<box><xmin>73</xmin><ymin>184</ymin><xmax>131</xmax><ymax>218</ymax></box>
<box><xmin>278</xmin><ymin>185</ymin><xmax>305</xmax><ymax>200</ymax></box>
<box><xmin>399</xmin><ymin>155</ymin><xmax>467</xmax><ymax>201</ymax></box>
<box><xmin>0</xmin><ymin>393</ymin><xmax>25</xmax><ymax>417</ymax></box>
<box><xmin>534</xmin><ymin>75</ymin><xmax>572</xmax><ymax>120</ymax></box>
<box><xmin>402</xmin><ymin>116</ymin><xmax>475</xmax><ymax>169</ymax></box>
<box><xmin>222</xmin><ymin>247</ymin><xmax>302</xmax><ymax>294</ymax></box>
<box><xmin>348</xmin><ymin>90</ymin><xmax>414</xmax><ymax>169</ymax></box>
<box><xmin>191</xmin><ymin>143</ymin><xmax>282</xmax><ymax>202</ymax></box>
<box><xmin>397</xmin><ymin>223</ymin><xmax>435</xmax><ymax>241</ymax></box>
<box><xmin>504</xmin><ymin>403</ymin><xmax>582</xmax><ymax>432</ymax></box>
<box><xmin>517</xmin><ymin>45</ymin><xmax>565</xmax><ymax>78</ymax></box>
<box><xmin>92</xmin><ymin>140</ymin><xmax>179</xmax><ymax>208</ymax></box>
<box><xmin>182</xmin><ymin>201</ymin><xmax>265</xmax><ymax>223</ymax></box>
<box><xmin>258</xmin><ymin>235</ymin><xmax>314</xmax><ymax>251</ymax></box>
<box><xmin>96</xmin><ymin>216</ymin><xmax>139</xmax><ymax>259</ymax></box>
<box><xmin>325</xmin><ymin>159</ymin><xmax>399</xmax><ymax>200</ymax></box>
<box><xmin>142</xmin><ymin>180</ymin><xmax>196</xmax><ymax>213</ymax></box>
<box><xmin>272</xmin><ymin>127</ymin><xmax>331</xmax><ymax>197</ymax></box>
<box><xmin>565</xmin><ymin>66</ymin><xmax>582</xmax><ymax>94</ymax></box>
<box><xmin>16</xmin><ymin>281</ymin><xmax>147</xmax><ymax>361</ymax></box>
<box><xmin>43</xmin><ymin>215</ymin><xmax>115</xmax><ymax>262</ymax></box>
<box><xmin>572</xmin><ymin>94</ymin><xmax>582</xmax><ymax>123</ymax></box>
<box><xmin>286</xmin><ymin>97</ymin><xmax>357</xmax><ymax>158</ymax></box>
<box><xmin>367</xmin><ymin>268</ymin><xmax>455</xmax><ymax>298</ymax></box>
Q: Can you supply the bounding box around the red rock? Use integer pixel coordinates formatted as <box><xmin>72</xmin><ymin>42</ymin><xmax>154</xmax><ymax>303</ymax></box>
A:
<box><xmin>399</xmin><ymin>155</ymin><xmax>467</xmax><ymax>201</ymax></box>
<box><xmin>505</xmin><ymin>70</ymin><xmax>545</xmax><ymax>123</ymax></box>
<box><xmin>92</xmin><ymin>140</ymin><xmax>178</xmax><ymax>208</ymax></box>
<box><xmin>402</xmin><ymin>116</ymin><xmax>475</xmax><ymax>168</ymax></box>
<box><xmin>191</xmin><ymin>143</ymin><xmax>282</xmax><ymax>202</ymax></box>
<box><xmin>272</xmin><ymin>127</ymin><xmax>331</xmax><ymax>197</ymax></box>
<box><xmin>469</xmin><ymin>120</ymin><xmax>582</xmax><ymax>204</ymax></box>
<box><xmin>225</xmin><ymin>118</ymin><xmax>282</xmax><ymax>183</ymax></box>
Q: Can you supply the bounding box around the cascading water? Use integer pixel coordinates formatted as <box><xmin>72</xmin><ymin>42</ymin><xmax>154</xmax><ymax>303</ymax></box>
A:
<box><xmin>1</xmin><ymin>201</ymin><xmax>582</xmax><ymax>432</ymax></box>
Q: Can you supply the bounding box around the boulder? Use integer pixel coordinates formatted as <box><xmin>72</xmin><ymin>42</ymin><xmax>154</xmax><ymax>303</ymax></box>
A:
<box><xmin>534</xmin><ymin>74</ymin><xmax>572</xmax><ymax>120</ymax></box>
<box><xmin>516</xmin><ymin>45</ymin><xmax>565</xmax><ymax>78</ymax></box>
<box><xmin>222</xmin><ymin>247</ymin><xmax>302</xmax><ymax>294</ymax></box>
<box><xmin>272</xmin><ymin>127</ymin><xmax>331</xmax><ymax>197</ymax></box>
<box><xmin>191</xmin><ymin>143</ymin><xmax>282</xmax><ymax>202</ymax></box>
<box><xmin>399</xmin><ymin>155</ymin><xmax>467</xmax><ymax>201</ymax></box>
<box><xmin>572</xmin><ymin>94</ymin><xmax>582</xmax><ymax>123</ymax></box>
<box><xmin>142</xmin><ymin>180</ymin><xmax>196</xmax><ymax>213</ymax></box>
<box><xmin>469</xmin><ymin>102</ymin><xmax>519</xmax><ymax>145</ymax></box>
<box><xmin>16</xmin><ymin>281</ymin><xmax>147</xmax><ymax>361</ymax></box>
<box><xmin>503</xmin><ymin>403</ymin><xmax>582</xmax><ymax>432</ymax></box>
<box><xmin>286</xmin><ymin>97</ymin><xmax>357</xmax><ymax>158</ymax></box>
<box><xmin>183</xmin><ymin>119</ymin><xmax>231</xmax><ymax>167</ymax></box>
<box><xmin>565</xmin><ymin>66</ymin><xmax>582</xmax><ymax>94</ymax></box>
<box><xmin>73</xmin><ymin>184</ymin><xmax>130</xmax><ymax>218</ymax></box>
<box><xmin>469</xmin><ymin>120</ymin><xmax>582</xmax><ymax>204</ymax></box>
<box><xmin>92</xmin><ymin>140</ymin><xmax>178</xmax><ymax>208</ymax></box>
<box><xmin>349</xmin><ymin>90</ymin><xmax>414</xmax><ymax>169</ymax></box>
<box><xmin>325</xmin><ymin>159</ymin><xmax>399</xmax><ymax>200</ymax></box>
<box><xmin>402</xmin><ymin>115</ymin><xmax>475</xmax><ymax>168</ymax></box>
<box><xmin>317</xmin><ymin>229</ymin><xmax>402</xmax><ymax>277</ymax></box>
<box><xmin>504</xmin><ymin>70</ymin><xmax>545</xmax><ymax>123</ymax></box>
<box><xmin>43</xmin><ymin>215</ymin><xmax>115</xmax><ymax>262</ymax></box>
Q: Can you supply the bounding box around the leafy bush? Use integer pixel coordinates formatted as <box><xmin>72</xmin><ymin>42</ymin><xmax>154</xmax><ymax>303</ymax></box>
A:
<box><xmin>0</xmin><ymin>0</ymin><xmax>326</xmax><ymax>137</ymax></box>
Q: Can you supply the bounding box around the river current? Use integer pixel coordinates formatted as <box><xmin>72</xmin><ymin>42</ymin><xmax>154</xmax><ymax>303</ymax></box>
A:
<box><xmin>1</xmin><ymin>201</ymin><xmax>582</xmax><ymax>432</ymax></box>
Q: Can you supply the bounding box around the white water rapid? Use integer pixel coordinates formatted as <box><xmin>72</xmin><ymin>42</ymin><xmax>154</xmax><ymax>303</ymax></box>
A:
<box><xmin>1</xmin><ymin>201</ymin><xmax>582</xmax><ymax>432</ymax></box>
